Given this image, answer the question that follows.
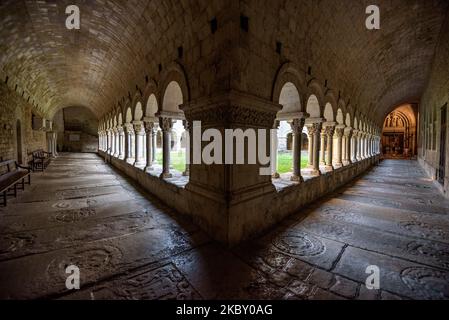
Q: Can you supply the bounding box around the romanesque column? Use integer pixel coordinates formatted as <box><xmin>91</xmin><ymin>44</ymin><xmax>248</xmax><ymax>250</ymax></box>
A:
<box><xmin>182</xmin><ymin>120</ymin><xmax>190</xmax><ymax>176</ymax></box>
<box><xmin>324</xmin><ymin>124</ymin><xmax>335</xmax><ymax>171</ymax></box>
<box><xmin>334</xmin><ymin>126</ymin><xmax>344</xmax><ymax>168</ymax></box>
<box><xmin>124</xmin><ymin>124</ymin><xmax>132</xmax><ymax>162</ymax></box>
<box><xmin>144</xmin><ymin>121</ymin><xmax>154</xmax><ymax>171</ymax></box>
<box><xmin>152</xmin><ymin>124</ymin><xmax>158</xmax><ymax>164</ymax></box>
<box><xmin>356</xmin><ymin>131</ymin><xmax>363</xmax><ymax>161</ymax></box>
<box><xmin>351</xmin><ymin>130</ymin><xmax>358</xmax><ymax>162</ymax></box>
<box><xmin>343</xmin><ymin>127</ymin><xmax>352</xmax><ymax>166</ymax></box>
<box><xmin>290</xmin><ymin>118</ymin><xmax>305</xmax><ymax>182</ymax></box>
<box><xmin>133</xmin><ymin>122</ymin><xmax>145</xmax><ymax>167</ymax></box>
<box><xmin>159</xmin><ymin>117</ymin><xmax>173</xmax><ymax>178</ymax></box>
<box><xmin>306</xmin><ymin>124</ymin><xmax>314</xmax><ymax>169</ymax></box>
<box><xmin>112</xmin><ymin>128</ymin><xmax>118</xmax><ymax>157</ymax></box>
<box><xmin>319</xmin><ymin>128</ymin><xmax>326</xmax><ymax>167</ymax></box>
<box><xmin>118</xmin><ymin>126</ymin><xmax>124</xmax><ymax>159</ymax></box>
<box><xmin>311</xmin><ymin>122</ymin><xmax>322</xmax><ymax>176</ymax></box>
<box><xmin>271</xmin><ymin>120</ymin><xmax>280</xmax><ymax>178</ymax></box>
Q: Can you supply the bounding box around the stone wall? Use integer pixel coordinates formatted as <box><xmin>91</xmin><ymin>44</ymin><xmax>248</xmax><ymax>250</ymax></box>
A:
<box><xmin>418</xmin><ymin>12</ymin><xmax>449</xmax><ymax>198</ymax></box>
<box><xmin>53</xmin><ymin>107</ymin><xmax>99</xmax><ymax>153</ymax></box>
<box><xmin>0</xmin><ymin>82</ymin><xmax>46</xmax><ymax>164</ymax></box>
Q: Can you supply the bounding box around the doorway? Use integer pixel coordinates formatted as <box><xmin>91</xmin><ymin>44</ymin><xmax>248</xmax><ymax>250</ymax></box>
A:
<box><xmin>16</xmin><ymin>119</ymin><xmax>23</xmax><ymax>164</ymax></box>
<box><xmin>438</xmin><ymin>104</ymin><xmax>447</xmax><ymax>185</ymax></box>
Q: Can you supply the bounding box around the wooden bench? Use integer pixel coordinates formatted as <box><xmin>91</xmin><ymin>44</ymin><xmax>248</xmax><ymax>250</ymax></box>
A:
<box><xmin>31</xmin><ymin>149</ymin><xmax>52</xmax><ymax>171</ymax></box>
<box><xmin>0</xmin><ymin>160</ymin><xmax>31</xmax><ymax>206</ymax></box>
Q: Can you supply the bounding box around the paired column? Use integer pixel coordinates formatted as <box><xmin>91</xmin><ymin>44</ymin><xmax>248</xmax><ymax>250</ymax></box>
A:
<box><xmin>324</xmin><ymin>123</ymin><xmax>335</xmax><ymax>171</ymax></box>
<box><xmin>319</xmin><ymin>129</ymin><xmax>326</xmax><ymax>167</ymax></box>
<box><xmin>133</xmin><ymin>122</ymin><xmax>146</xmax><ymax>167</ymax></box>
<box><xmin>159</xmin><ymin>117</ymin><xmax>173</xmax><ymax>178</ymax></box>
<box><xmin>356</xmin><ymin>131</ymin><xmax>363</xmax><ymax>161</ymax></box>
<box><xmin>118</xmin><ymin>127</ymin><xmax>124</xmax><ymax>159</ymax></box>
<box><xmin>343</xmin><ymin>127</ymin><xmax>353</xmax><ymax>166</ymax></box>
<box><xmin>351</xmin><ymin>130</ymin><xmax>358</xmax><ymax>162</ymax></box>
<box><xmin>333</xmin><ymin>125</ymin><xmax>344</xmax><ymax>168</ymax></box>
<box><xmin>113</xmin><ymin>128</ymin><xmax>119</xmax><ymax>157</ymax></box>
<box><xmin>124</xmin><ymin>124</ymin><xmax>133</xmax><ymax>163</ymax></box>
<box><xmin>290</xmin><ymin>118</ymin><xmax>305</xmax><ymax>182</ymax></box>
<box><xmin>46</xmin><ymin>131</ymin><xmax>58</xmax><ymax>157</ymax></box>
<box><xmin>306</xmin><ymin>121</ymin><xmax>322</xmax><ymax>176</ymax></box>
<box><xmin>271</xmin><ymin>121</ymin><xmax>280</xmax><ymax>178</ymax></box>
<box><xmin>182</xmin><ymin>120</ymin><xmax>190</xmax><ymax>176</ymax></box>
<box><xmin>144</xmin><ymin>121</ymin><xmax>155</xmax><ymax>171</ymax></box>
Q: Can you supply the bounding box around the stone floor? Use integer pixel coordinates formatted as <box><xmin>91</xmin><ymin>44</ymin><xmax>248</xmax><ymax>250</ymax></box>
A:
<box><xmin>0</xmin><ymin>153</ymin><xmax>448</xmax><ymax>300</ymax></box>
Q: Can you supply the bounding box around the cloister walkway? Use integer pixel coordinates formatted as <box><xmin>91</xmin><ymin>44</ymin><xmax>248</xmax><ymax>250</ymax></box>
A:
<box><xmin>0</xmin><ymin>153</ymin><xmax>448</xmax><ymax>299</ymax></box>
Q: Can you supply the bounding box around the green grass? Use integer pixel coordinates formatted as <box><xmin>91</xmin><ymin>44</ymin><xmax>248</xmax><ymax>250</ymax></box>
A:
<box><xmin>154</xmin><ymin>150</ymin><xmax>308</xmax><ymax>174</ymax></box>
<box><xmin>277</xmin><ymin>152</ymin><xmax>309</xmax><ymax>174</ymax></box>
<box><xmin>155</xmin><ymin>150</ymin><xmax>186</xmax><ymax>173</ymax></box>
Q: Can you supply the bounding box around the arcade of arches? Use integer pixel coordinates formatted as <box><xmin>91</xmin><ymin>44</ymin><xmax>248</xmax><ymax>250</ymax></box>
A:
<box><xmin>0</xmin><ymin>0</ymin><xmax>449</xmax><ymax>300</ymax></box>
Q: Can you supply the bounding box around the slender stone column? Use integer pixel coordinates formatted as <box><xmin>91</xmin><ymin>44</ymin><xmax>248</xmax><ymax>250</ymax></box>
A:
<box><xmin>117</xmin><ymin>127</ymin><xmax>124</xmax><ymax>159</ymax></box>
<box><xmin>324</xmin><ymin>124</ymin><xmax>335</xmax><ymax>171</ymax></box>
<box><xmin>306</xmin><ymin>125</ymin><xmax>314</xmax><ymax>168</ymax></box>
<box><xmin>113</xmin><ymin>128</ymin><xmax>119</xmax><ymax>157</ymax></box>
<box><xmin>182</xmin><ymin>120</ymin><xmax>190</xmax><ymax>176</ymax></box>
<box><xmin>152</xmin><ymin>124</ymin><xmax>158</xmax><ymax>163</ymax></box>
<box><xmin>271</xmin><ymin>120</ymin><xmax>280</xmax><ymax>178</ymax></box>
<box><xmin>290</xmin><ymin>118</ymin><xmax>305</xmax><ymax>182</ymax></box>
<box><xmin>159</xmin><ymin>117</ymin><xmax>173</xmax><ymax>178</ymax></box>
<box><xmin>144</xmin><ymin>121</ymin><xmax>154</xmax><ymax>171</ymax></box>
<box><xmin>352</xmin><ymin>130</ymin><xmax>358</xmax><ymax>162</ymax></box>
<box><xmin>319</xmin><ymin>128</ymin><xmax>326</xmax><ymax>166</ymax></box>
<box><xmin>333</xmin><ymin>126</ymin><xmax>344</xmax><ymax>168</ymax></box>
<box><xmin>124</xmin><ymin>124</ymin><xmax>133</xmax><ymax>162</ymax></box>
<box><xmin>356</xmin><ymin>131</ymin><xmax>363</xmax><ymax>161</ymax></box>
<box><xmin>133</xmin><ymin>122</ymin><xmax>145</xmax><ymax>167</ymax></box>
<box><xmin>311</xmin><ymin>122</ymin><xmax>322</xmax><ymax>176</ymax></box>
<box><xmin>343</xmin><ymin>127</ymin><xmax>353</xmax><ymax>166</ymax></box>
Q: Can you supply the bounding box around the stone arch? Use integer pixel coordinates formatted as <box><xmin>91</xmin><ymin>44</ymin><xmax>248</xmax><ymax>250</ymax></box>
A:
<box><xmin>272</xmin><ymin>62</ymin><xmax>306</xmax><ymax>108</ymax></box>
<box><xmin>145</xmin><ymin>94</ymin><xmax>159</xmax><ymax>118</ymax></box>
<box><xmin>161</xmin><ymin>81</ymin><xmax>184</xmax><ymax>114</ymax></box>
<box><xmin>306</xmin><ymin>95</ymin><xmax>321</xmax><ymax>118</ymax></box>
<box><xmin>160</xmin><ymin>62</ymin><xmax>190</xmax><ymax>113</ymax></box>
<box><xmin>323</xmin><ymin>103</ymin><xmax>334</xmax><ymax>122</ymax></box>
<box><xmin>336</xmin><ymin>109</ymin><xmax>344</xmax><ymax>125</ymax></box>
<box><xmin>278</xmin><ymin>82</ymin><xmax>302</xmax><ymax>114</ymax></box>
<box><xmin>125</xmin><ymin>105</ymin><xmax>132</xmax><ymax>123</ymax></box>
<box><xmin>142</xmin><ymin>79</ymin><xmax>159</xmax><ymax>115</ymax></box>
<box><xmin>345</xmin><ymin>113</ymin><xmax>351</xmax><ymax>127</ymax></box>
<box><xmin>306</xmin><ymin>79</ymin><xmax>325</xmax><ymax>115</ymax></box>
<box><xmin>134</xmin><ymin>102</ymin><xmax>143</xmax><ymax>121</ymax></box>
<box><xmin>324</xmin><ymin>89</ymin><xmax>338</xmax><ymax>116</ymax></box>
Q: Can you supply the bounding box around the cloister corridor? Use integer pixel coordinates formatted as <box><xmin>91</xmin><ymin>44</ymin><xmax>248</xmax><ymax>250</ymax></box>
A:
<box><xmin>0</xmin><ymin>153</ymin><xmax>448</xmax><ymax>300</ymax></box>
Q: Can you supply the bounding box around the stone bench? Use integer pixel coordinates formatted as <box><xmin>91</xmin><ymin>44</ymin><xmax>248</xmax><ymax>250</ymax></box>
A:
<box><xmin>0</xmin><ymin>160</ymin><xmax>31</xmax><ymax>206</ymax></box>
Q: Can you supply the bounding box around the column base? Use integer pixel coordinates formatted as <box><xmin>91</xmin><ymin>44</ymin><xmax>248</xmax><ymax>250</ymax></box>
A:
<box><xmin>290</xmin><ymin>175</ymin><xmax>304</xmax><ymax>182</ymax></box>
<box><xmin>333</xmin><ymin>162</ymin><xmax>343</xmax><ymax>168</ymax></box>
<box><xmin>160</xmin><ymin>172</ymin><xmax>172</xmax><ymax>179</ymax></box>
<box><xmin>144</xmin><ymin>165</ymin><xmax>154</xmax><ymax>172</ymax></box>
<box><xmin>134</xmin><ymin>161</ymin><xmax>146</xmax><ymax>167</ymax></box>
<box><xmin>310</xmin><ymin>169</ymin><xmax>321</xmax><ymax>176</ymax></box>
<box><xmin>324</xmin><ymin>165</ymin><xmax>334</xmax><ymax>172</ymax></box>
<box><xmin>272</xmin><ymin>172</ymin><xmax>280</xmax><ymax>179</ymax></box>
<box><xmin>182</xmin><ymin>171</ymin><xmax>190</xmax><ymax>177</ymax></box>
<box><xmin>342</xmin><ymin>160</ymin><xmax>352</xmax><ymax>166</ymax></box>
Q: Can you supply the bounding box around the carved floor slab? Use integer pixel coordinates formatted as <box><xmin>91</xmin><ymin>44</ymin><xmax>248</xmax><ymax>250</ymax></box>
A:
<box><xmin>0</xmin><ymin>155</ymin><xmax>448</xmax><ymax>300</ymax></box>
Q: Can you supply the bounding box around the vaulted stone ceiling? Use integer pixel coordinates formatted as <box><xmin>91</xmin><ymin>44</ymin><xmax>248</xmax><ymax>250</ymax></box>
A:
<box><xmin>1</xmin><ymin>0</ymin><xmax>448</xmax><ymax>124</ymax></box>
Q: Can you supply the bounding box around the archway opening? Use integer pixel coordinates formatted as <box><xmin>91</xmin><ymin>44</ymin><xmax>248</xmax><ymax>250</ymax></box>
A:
<box><xmin>382</xmin><ymin>104</ymin><xmax>417</xmax><ymax>159</ymax></box>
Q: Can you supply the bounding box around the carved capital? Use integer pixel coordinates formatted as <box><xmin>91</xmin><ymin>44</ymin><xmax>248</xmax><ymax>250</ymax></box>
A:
<box><xmin>144</xmin><ymin>121</ymin><xmax>154</xmax><ymax>134</ymax></box>
<box><xmin>324</xmin><ymin>125</ymin><xmax>335</xmax><ymax>137</ymax></box>
<box><xmin>159</xmin><ymin>117</ymin><xmax>173</xmax><ymax>132</ymax></box>
<box><xmin>290</xmin><ymin>118</ymin><xmax>305</xmax><ymax>135</ymax></box>
<box><xmin>182</xmin><ymin>120</ymin><xmax>190</xmax><ymax>131</ymax></box>
<box><xmin>307</xmin><ymin>122</ymin><xmax>322</xmax><ymax>135</ymax></box>
<box><xmin>335</xmin><ymin>127</ymin><xmax>344</xmax><ymax>138</ymax></box>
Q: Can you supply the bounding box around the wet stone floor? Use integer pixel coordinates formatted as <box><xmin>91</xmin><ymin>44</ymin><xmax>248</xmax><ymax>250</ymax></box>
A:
<box><xmin>0</xmin><ymin>153</ymin><xmax>448</xmax><ymax>300</ymax></box>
